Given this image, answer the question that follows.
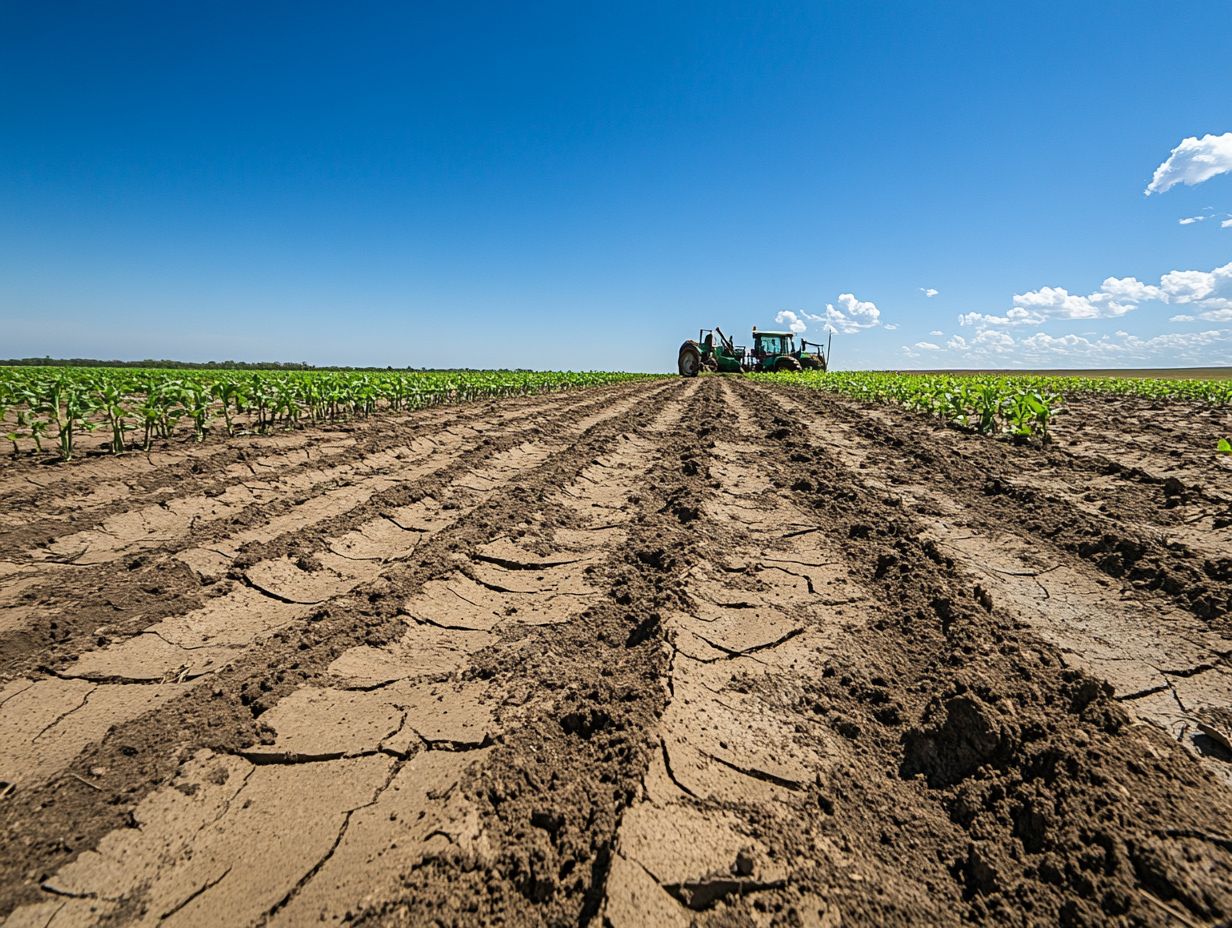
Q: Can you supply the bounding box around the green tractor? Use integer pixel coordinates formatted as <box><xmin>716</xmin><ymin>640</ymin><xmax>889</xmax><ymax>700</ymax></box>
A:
<box><xmin>677</xmin><ymin>326</ymin><xmax>829</xmax><ymax>377</ymax></box>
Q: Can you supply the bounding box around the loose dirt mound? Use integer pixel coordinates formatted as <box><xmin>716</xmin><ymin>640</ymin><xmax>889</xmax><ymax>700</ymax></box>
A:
<box><xmin>1</xmin><ymin>379</ymin><xmax>1230</xmax><ymax>927</ymax></box>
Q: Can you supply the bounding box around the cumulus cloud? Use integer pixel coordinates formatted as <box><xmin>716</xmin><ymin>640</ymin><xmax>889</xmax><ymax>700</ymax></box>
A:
<box><xmin>958</xmin><ymin>307</ymin><xmax>1045</xmax><ymax>327</ymax></box>
<box><xmin>1223</xmin><ymin>219</ymin><xmax>1232</xmax><ymax>228</ymax></box>
<box><xmin>920</xmin><ymin>288</ymin><xmax>939</xmax><ymax>297</ymax></box>
<box><xmin>1160</xmin><ymin>263</ymin><xmax>1232</xmax><ymax>302</ymax></box>
<box><xmin>913</xmin><ymin>341</ymin><xmax>941</xmax><ymax>351</ymax></box>
<box><xmin>1170</xmin><ymin>314</ymin><xmax>1196</xmax><ymax>322</ymax></box>
<box><xmin>1013</xmin><ymin>286</ymin><xmax>1134</xmax><ymax>319</ymax></box>
<box><xmin>1145</xmin><ymin>132</ymin><xmax>1232</xmax><ymax>195</ymax></box>
<box><xmin>929</xmin><ymin>330</ymin><xmax>944</xmax><ymax>337</ymax></box>
<box><xmin>1178</xmin><ymin>216</ymin><xmax>1206</xmax><ymax>225</ymax></box>
<box><xmin>959</xmin><ymin>261</ymin><xmax>1232</xmax><ymax>330</ymax></box>
<box><xmin>945</xmin><ymin>326</ymin><xmax>1232</xmax><ymax>362</ymax></box>
<box><xmin>824</xmin><ymin>293</ymin><xmax>882</xmax><ymax>334</ymax></box>
<box><xmin>1101</xmin><ymin>276</ymin><xmax>1164</xmax><ymax>302</ymax></box>
<box><xmin>774</xmin><ymin>296</ymin><xmax>889</xmax><ymax>338</ymax></box>
<box><xmin>972</xmin><ymin>329</ymin><xmax>1015</xmax><ymax>352</ymax></box>
<box><xmin>774</xmin><ymin>310</ymin><xmax>807</xmax><ymax>334</ymax></box>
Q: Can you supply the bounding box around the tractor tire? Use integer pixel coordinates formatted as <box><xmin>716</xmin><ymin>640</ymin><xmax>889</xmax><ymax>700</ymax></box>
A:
<box><xmin>678</xmin><ymin>341</ymin><xmax>702</xmax><ymax>377</ymax></box>
<box><xmin>773</xmin><ymin>356</ymin><xmax>803</xmax><ymax>373</ymax></box>
<box><xmin>800</xmin><ymin>356</ymin><xmax>822</xmax><ymax>370</ymax></box>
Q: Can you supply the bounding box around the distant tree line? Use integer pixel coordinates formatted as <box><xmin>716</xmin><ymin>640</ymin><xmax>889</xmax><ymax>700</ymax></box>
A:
<box><xmin>0</xmin><ymin>357</ymin><xmax>319</xmax><ymax>370</ymax></box>
<box><xmin>0</xmin><ymin>357</ymin><xmax>536</xmax><ymax>372</ymax></box>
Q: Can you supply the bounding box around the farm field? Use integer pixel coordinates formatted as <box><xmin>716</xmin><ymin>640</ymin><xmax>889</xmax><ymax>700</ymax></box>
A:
<box><xmin>1</xmin><ymin>374</ymin><xmax>1230</xmax><ymax>926</ymax></box>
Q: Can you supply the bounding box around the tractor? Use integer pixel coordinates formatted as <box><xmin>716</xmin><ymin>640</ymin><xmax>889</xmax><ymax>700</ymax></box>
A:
<box><xmin>677</xmin><ymin>326</ymin><xmax>829</xmax><ymax>377</ymax></box>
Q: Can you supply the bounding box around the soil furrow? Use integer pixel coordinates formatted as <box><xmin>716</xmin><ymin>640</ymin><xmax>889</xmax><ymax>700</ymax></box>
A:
<box><xmin>0</xmin><ymin>383</ymin><xmax>642</xmax><ymax>521</ymax></box>
<box><xmin>3</xmin><ymin>377</ymin><xmax>1231</xmax><ymax>927</ymax></box>
<box><xmin>724</xmin><ymin>378</ymin><xmax>1232</xmax><ymax>925</ymax></box>
<box><xmin>0</xmin><ymin>384</ymin><xmax>675</xmax><ymax>679</ymax></box>
<box><xmin>0</xmin><ymin>383</ymin><xmax>671</xmax><ymax>796</ymax></box>
<box><xmin>0</xmin><ymin>380</ymin><xmax>687</xmax><ymax>920</ymax></box>
<box><xmin>765</xmin><ymin>385</ymin><xmax>1232</xmax><ymax>625</ymax></box>
<box><xmin>0</xmin><ymin>384</ymin><xmax>644</xmax><ymax>571</ymax></box>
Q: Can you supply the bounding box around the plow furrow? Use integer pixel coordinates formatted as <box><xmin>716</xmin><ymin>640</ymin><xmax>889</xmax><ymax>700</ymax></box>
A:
<box><xmin>2</xmin><ymin>377</ymin><xmax>1231</xmax><ymax>927</ymax></box>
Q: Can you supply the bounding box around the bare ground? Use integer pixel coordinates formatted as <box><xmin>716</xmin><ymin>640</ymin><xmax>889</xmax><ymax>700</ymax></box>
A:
<box><xmin>0</xmin><ymin>378</ymin><xmax>1229</xmax><ymax>927</ymax></box>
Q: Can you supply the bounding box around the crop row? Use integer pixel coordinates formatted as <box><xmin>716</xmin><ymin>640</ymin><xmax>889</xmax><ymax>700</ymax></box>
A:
<box><xmin>755</xmin><ymin>370</ymin><xmax>1062</xmax><ymax>438</ymax></box>
<box><xmin>0</xmin><ymin>367</ymin><xmax>657</xmax><ymax>460</ymax></box>
<box><xmin>755</xmin><ymin>369</ymin><xmax>1232</xmax><ymax>440</ymax></box>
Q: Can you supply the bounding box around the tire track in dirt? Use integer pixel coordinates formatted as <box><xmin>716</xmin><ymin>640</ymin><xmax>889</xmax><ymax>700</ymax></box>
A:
<box><xmin>0</xmin><ymin>380</ymin><xmax>691</xmax><ymax>922</ymax></box>
<box><xmin>0</xmin><ymin>384</ymin><xmax>668</xmax><ymax>677</ymax></box>
<box><xmin>758</xmin><ymin>385</ymin><xmax>1232</xmax><ymax>780</ymax></box>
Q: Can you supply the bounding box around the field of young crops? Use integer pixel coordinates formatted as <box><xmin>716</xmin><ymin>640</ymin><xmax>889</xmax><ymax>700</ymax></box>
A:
<box><xmin>0</xmin><ymin>367</ymin><xmax>658</xmax><ymax>460</ymax></box>
<box><xmin>755</xmin><ymin>369</ymin><xmax>1232</xmax><ymax>440</ymax></box>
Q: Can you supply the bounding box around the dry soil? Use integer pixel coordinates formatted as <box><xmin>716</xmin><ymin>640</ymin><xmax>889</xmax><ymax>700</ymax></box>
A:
<box><xmin>1</xmin><ymin>378</ymin><xmax>1230</xmax><ymax>927</ymax></box>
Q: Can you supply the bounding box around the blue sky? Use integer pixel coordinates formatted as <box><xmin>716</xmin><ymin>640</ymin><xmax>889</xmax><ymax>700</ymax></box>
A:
<box><xmin>2</xmin><ymin>1</ymin><xmax>1230</xmax><ymax>371</ymax></box>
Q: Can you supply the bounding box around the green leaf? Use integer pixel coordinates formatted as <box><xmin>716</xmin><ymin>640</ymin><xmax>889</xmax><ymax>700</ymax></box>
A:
<box><xmin>1219</xmin><ymin>438</ymin><xmax>1232</xmax><ymax>454</ymax></box>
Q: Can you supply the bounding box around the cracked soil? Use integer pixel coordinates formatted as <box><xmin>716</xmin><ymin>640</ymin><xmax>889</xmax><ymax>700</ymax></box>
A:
<box><xmin>1</xmin><ymin>378</ymin><xmax>1230</xmax><ymax>927</ymax></box>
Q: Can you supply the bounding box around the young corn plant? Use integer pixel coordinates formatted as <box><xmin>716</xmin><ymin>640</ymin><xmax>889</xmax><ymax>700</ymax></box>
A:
<box><xmin>95</xmin><ymin>381</ymin><xmax>134</xmax><ymax>453</ymax></box>
<box><xmin>181</xmin><ymin>382</ymin><xmax>211</xmax><ymax>442</ymax></box>
<box><xmin>210</xmin><ymin>379</ymin><xmax>246</xmax><ymax>436</ymax></box>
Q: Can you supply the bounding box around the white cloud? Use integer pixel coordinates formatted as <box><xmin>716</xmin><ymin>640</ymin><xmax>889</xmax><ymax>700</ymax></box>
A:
<box><xmin>1170</xmin><ymin>314</ymin><xmax>1196</xmax><ymax>322</ymax></box>
<box><xmin>824</xmin><ymin>292</ymin><xmax>882</xmax><ymax>335</ymax></box>
<box><xmin>1223</xmin><ymin>219</ymin><xmax>1232</xmax><ymax>228</ymax></box>
<box><xmin>1145</xmin><ymin>132</ymin><xmax>1232</xmax><ymax>195</ymax></box>
<box><xmin>1101</xmin><ymin>276</ymin><xmax>1163</xmax><ymax>302</ymax></box>
<box><xmin>1012</xmin><ymin>286</ymin><xmax>1134</xmax><ymax>319</ymax></box>
<box><xmin>775</xmin><ymin>296</ymin><xmax>889</xmax><ymax>338</ymax></box>
<box><xmin>1160</xmin><ymin>263</ymin><xmax>1232</xmax><ymax>303</ymax></box>
<box><xmin>920</xmin><ymin>288</ymin><xmax>939</xmax><ymax>297</ymax></box>
<box><xmin>774</xmin><ymin>310</ymin><xmax>807</xmax><ymax>334</ymax></box>
<box><xmin>929</xmin><ymin>330</ymin><xmax>944</xmax><ymax>337</ymax></box>
<box><xmin>1178</xmin><ymin>216</ymin><xmax>1206</xmax><ymax>225</ymax></box>
<box><xmin>960</xmin><ymin>261</ymin><xmax>1232</xmax><ymax>330</ymax></box>
<box><xmin>958</xmin><ymin>307</ymin><xmax>1045</xmax><ymax>327</ymax></box>
<box><xmin>945</xmin><ymin>326</ymin><xmax>1232</xmax><ymax>362</ymax></box>
<box><xmin>913</xmin><ymin>341</ymin><xmax>942</xmax><ymax>351</ymax></box>
<box><xmin>1020</xmin><ymin>332</ymin><xmax>1095</xmax><ymax>352</ymax></box>
<box><xmin>971</xmin><ymin>328</ymin><xmax>1015</xmax><ymax>353</ymax></box>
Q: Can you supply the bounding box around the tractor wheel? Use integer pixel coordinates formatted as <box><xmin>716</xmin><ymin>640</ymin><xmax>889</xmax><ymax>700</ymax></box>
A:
<box><xmin>678</xmin><ymin>341</ymin><xmax>702</xmax><ymax>377</ymax></box>
<box><xmin>800</xmin><ymin>356</ymin><xmax>822</xmax><ymax>370</ymax></box>
<box><xmin>773</xmin><ymin>356</ymin><xmax>803</xmax><ymax>372</ymax></box>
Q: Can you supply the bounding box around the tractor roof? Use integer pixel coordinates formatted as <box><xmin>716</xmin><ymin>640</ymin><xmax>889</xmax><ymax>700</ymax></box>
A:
<box><xmin>754</xmin><ymin>330</ymin><xmax>795</xmax><ymax>338</ymax></box>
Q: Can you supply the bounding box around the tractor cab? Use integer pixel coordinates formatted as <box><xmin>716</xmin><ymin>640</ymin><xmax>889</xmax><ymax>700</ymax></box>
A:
<box><xmin>751</xmin><ymin>327</ymin><xmax>828</xmax><ymax>373</ymax></box>
<box><xmin>752</xmin><ymin>330</ymin><xmax>792</xmax><ymax>365</ymax></box>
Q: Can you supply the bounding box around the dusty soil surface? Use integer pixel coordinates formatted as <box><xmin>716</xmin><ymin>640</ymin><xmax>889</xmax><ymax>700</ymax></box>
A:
<box><xmin>1</xmin><ymin>378</ymin><xmax>1230</xmax><ymax>927</ymax></box>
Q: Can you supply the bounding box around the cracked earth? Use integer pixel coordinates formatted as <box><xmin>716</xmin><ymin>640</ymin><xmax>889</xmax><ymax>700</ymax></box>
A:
<box><xmin>1</xmin><ymin>378</ymin><xmax>1230</xmax><ymax>927</ymax></box>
